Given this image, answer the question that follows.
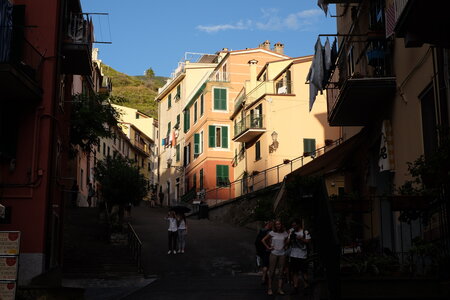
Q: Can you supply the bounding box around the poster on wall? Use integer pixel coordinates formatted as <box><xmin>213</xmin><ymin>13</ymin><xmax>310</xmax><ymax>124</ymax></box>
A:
<box><xmin>0</xmin><ymin>281</ymin><xmax>16</xmax><ymax>300</ymax></box>
<box><xmin>0</xmin><ymin>256</ymin><xmax>18</xmax><ymax>281</ymax></box>
<box><xmin>0</xmin><ymin>232</ymin><xmax>20</xmax><ymax>255</ymax></box>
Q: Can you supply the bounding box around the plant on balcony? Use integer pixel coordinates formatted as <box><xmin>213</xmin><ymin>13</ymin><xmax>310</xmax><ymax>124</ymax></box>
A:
<box><xmin>70</xmin><ymin>93</ymin><xmax>120</xmax><ymax>154</ymax></box>
<box><xmin>397</xmin><ymin>134</ymin><xmax>450</xmax><ymax>224</ymax></box>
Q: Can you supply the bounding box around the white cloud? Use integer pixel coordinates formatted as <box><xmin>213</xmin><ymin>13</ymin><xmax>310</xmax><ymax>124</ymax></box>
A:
<box><xmin>196</xmin><ymin>8</ymin><xmax>323</xmax><ymax>33</ymax></box>
<box><xmin>196</xmin><ymin>20</ymin><xmax>251</xmax><ymax>33</ymax></box>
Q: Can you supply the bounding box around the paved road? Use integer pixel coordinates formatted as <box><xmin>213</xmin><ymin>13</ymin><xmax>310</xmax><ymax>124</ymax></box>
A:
<box><xmin>123</xmin><ymin>205</ymin><xmax>300</xmax><ymax>299</ymax></box>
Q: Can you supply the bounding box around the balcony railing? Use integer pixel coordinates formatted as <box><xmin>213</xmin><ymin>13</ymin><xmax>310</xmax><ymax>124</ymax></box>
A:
<box><xmin>243</xmin><ymin>80</ymin><xmax>293</xmax><ymax>105</ymax></box>
<box><xmin>234</xmin><ymin>114</ymin><xmax>265</xmax><ymax>141</ymax></box>
<box><xmin>66</xmin><ymin>13</ymin><xmax>93</xmax><ymax>45</ymax></box>
<box><xmin>1</xmin><ymin>24</ymin><xmax>44</xmax><ymax>101</ymax></box>
<box><xmin>208</xmin><ymin>70</ymin><xmax>229</xmax><ymax>82</ymax></box>
<box><xmin>325</xmin><ymin>37</ymin><xmax>396</xmax><ymax>125</ymax></box>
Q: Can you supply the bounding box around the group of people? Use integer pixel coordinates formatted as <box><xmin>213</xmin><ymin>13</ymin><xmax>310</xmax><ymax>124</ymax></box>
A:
<box><xmin>255</xmin><ymin>219</ymin><xmax>311</xmax><ymax>296</ymax></box>
<box><xmin>166</xmin><ymin>210</ymin><xmax>188</xmax><ymax>254</ymax></box>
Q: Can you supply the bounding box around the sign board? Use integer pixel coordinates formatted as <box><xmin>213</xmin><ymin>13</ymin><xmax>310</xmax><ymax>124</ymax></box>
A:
<box><xmin>0</xmin><ymin>232</ymin><xmax>20</xmax><ymax>255</ymax></box>
<box><xmin>0</xmin><ymin>281</ymin><xmax>16</xmax><ymax>300</ymax></box>
<box><xmin>0</xmin><ymin>256</ymin><xmax>18</xmax><ymax>281</ymax></box>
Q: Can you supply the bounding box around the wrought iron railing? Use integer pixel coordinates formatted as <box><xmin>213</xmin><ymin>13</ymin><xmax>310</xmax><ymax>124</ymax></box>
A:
<box><xmin>204</xmin><ymin>138</ymin><xmax>343</xmax><ymax>205</ymax></box>
<box><xmin>326</xmin><ymin>37</ymin><xmax>393</xmax><ymax>119</ymax></box>
<box><xmin>234</xmin><ymin>114</ymin><xmax>265</xmax><ymax>138</ymax></box>
<box><xmin>127</xmin><ymin>222</ymin><xmax>143</xmax><ymax>273</ymax></box>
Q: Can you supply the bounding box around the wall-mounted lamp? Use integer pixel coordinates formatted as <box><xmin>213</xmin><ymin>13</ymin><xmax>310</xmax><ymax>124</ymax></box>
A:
<box><xmin>269</xmin><ymin>131</ymin><xmax>279</xmax><ymax>153</ymax></box>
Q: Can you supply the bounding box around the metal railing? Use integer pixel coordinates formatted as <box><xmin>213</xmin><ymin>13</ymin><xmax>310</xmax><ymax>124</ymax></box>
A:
<box><xmin>326</xmin><ymin>37</ymin><xmax>393</xmax><ymax>119</ymax></box>
<box><xmin>66</xmin><ymin>13</ymin><xmax>93</xmax><ymax>45</ymax></box>
<box><xmin>234</xmin><ymin>114</ymin><xmax>265</xmax><ymax>138</ymax></box>
<box><xmin>204</xmin><ymin>138</ymin><xmax>343</xmax><ymax>205</ymax></box>
<box><xmin>209</xmin><ymin>70</ymin><xmax>229</xmax><ymax>82</ymax></box>
<box><xmin>0</xmin><ymin>32</ymin><xmax>44</xmax><ymax>82</ymax></box>
<box><xmin>127</xmin><ymin>222</ymin><xmax>143</xmax><ymax>273</ymax></box>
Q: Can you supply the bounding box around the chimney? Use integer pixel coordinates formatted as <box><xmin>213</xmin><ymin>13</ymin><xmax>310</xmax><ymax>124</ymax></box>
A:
<box><xmin>273</xmin><ymin>42</ymin><xmax>284</xmax><ymax>55</ymax></box>
<box><xmin>259</xmin><ymin>40</ymin><xmax>271</xmax><ymax>50</ymax></box>
<box><xmin>248</xmin><ymin>59</ymin><xmax>258</xmax><ymax>90</ymax></box>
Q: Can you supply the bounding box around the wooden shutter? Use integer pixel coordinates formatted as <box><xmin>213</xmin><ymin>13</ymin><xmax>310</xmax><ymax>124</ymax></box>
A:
<box><xmin>208</xmin><ymin>125</ymin><xmax>215</xmax><ymax>147</ymax></box>
<box><xmin>200</xmin><ymin>94</ymin><xmax>204</xmax><ymax>115</ymax></box>
<box><xmin>194</xmin><ymin>101</ymin><xmax>198</xmax><ymax>123</ymax></box>
<box><xmin>255</xmin><ymin>140</ymin><xmax>261</xmax><ymax>160</ymax></box>
<box><xmin>221</xmin><ymin>126</ymin><xmax>228</xmax><ymax>148</ymax></box>
<box><xmin>220</xmin><ymin>88</ymin><xmax>227</xmax><ymax>110</ymax></box>
<box><xmin>168</xmin><ymin>94</ymin><xmax>172</xmax><ymax>108</ymax></box>
<box><xmin>176</xmin><ymin>144</ymin><xmax>180</xmax><ymax>161</ymax></box>
<box><xmin>194</xmin><ymin>133</ymin><xmax>200</xmax><ymax>155</ymax></box>
<box><xmin>214</xmin><ymin>89</ymin><xmax>220</xmax><ymax>110</ymax></box>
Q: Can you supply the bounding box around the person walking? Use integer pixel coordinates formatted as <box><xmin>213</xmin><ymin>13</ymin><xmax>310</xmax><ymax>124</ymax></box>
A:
<box><xmin>176</xmin><ymin>212</ymin><xmax>187</xmax><ymax>253</ymax></box>
<box><xmin>254</xmin><ymin>220</ymin><xmax>273</xmax><ymax>285</ymax></box>
<box><xmin>166</xmin><ymin>210</ymin><xmax>178</xmax><ymax>255</ymax></box>
<box><xmin>87</xmin><ymin>183</ymin><xmax>95</xmax><ymax>207</ymax></box>
<box><xmin>262</xmin><ymin>219</ymin><xmax>289</xmax><ymax>296</ymax></box>
<box><xmin>288</xmin><ymin>219</ymin><xmax>311</xmax><ymax>294</ymax></box>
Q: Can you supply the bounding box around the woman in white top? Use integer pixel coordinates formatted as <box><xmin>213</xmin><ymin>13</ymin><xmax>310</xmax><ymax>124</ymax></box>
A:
<box><xmin>262</xmin><ymin>219</ymin><xmax>289</xmax><ymax>296</ymax></box>
<box><xmin>176</xmin><ymin>213</ymin><xmax>187</xmax><ymax>253</ymax></box>
<box><xmin>166</xmin><ymin>210</ymin><xmax>178</xmax><ymax>255</ymax></box>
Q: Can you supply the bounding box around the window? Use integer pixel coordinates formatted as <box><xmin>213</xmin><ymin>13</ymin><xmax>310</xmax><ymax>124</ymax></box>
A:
<box><xmin>183</xmin><ymin>143</ymin><xmax>191</xmax><ymax>166</ymax></box>
<box><xmin>303</xmin><ymin>138</ymin><xmax>316</xmax><ymax>156</ymax></box>
<box><xmin>194</xmin><ymin>101</ymin><xmax>198</xmax><ymax>123</ymax></box>
<box><xmin>200</xmin><ymin>94</ymin><xmax>204</xmax><ymax>116</ymax></box>
<box><xmin>141</xmin><ymin>158</ymin><xmax>145</xmax><ymax>168</ymax></box>
<box><xmin>348</xmin><ymin>46</ymin><xmax>355</xmax><ymax>76</ymax></box>
<box><xmin>194</xmin><ymin>132</ymin><xmax>203</xmax><ymax>157</ymax></box>
<box><xmin>107</xmin><ymin>146</ymin><xmax>110</xmax><ymax>157</ymax></box>
<box><xmin>200</xmin><ymin>169</ymin><xmax>204</xmax><ymax>190</ymax></box>
<box><xmin>255</xmin><ymin>140</ymin><xmax>261</xmax><ymax>161</ymax></box>
<box><xmin>213</xmin><ymin>88</ymin><xmax>227</xmax><ymax>111</ymax></box>
<box><xmin>176</xmin><ymin>114</ymin><xmax>180</xmax><ymax>128</ymax></box>
<box><xmin>176</xmin><ymin>85</ymin><xmax>181</xmax><ymax>99</ymax></box>
<box><xmin>148</xmin><ymin>162</ymin><xmax>151</xmax><ymax>171</ymax></box>
<box><xmin>209</xmin><ymin>125</ymin><xmax>228</xmax><ymax>149</ymax></box>
<box><xmin>136</xmin><ymin>113</ymin><xmax>140</xmax><ymax>119</ymax></box>
<box><xmin>216</xmin><ymin>165</ymin><xmax>229</xmax><ymax>187</ymax></box>
<box><xmin>167</xmin><ymin>121</ymin><xmax>171</xmax><ymax>137</ymax></box>
<box><xmin>134</xmin><ymin>153</ymin><xmax>138</xmax><ymax>163</ymax></box>
<box><xmin>168</xmin><ymin>94</ymin><xmax>172</xmax><ymax>109</ymax></box>
<box><xmin>184</xmin><ymin>109</ymin><xmax>190</xmax><ymax>133</ymax></box>
<box><xmin>176</xmin><ymin>144</ymin><xmax>180</xmax><ymax>162</ymax></box>
<box><xmin>103</xmin><ymin>142</ymin><xmax>106</xmax><ymax>155</ymax></box>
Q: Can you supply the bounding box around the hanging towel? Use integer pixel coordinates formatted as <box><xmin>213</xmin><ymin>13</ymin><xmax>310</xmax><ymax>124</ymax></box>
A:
<box><xmin>317</xmin><ymin>0</ymin><xmax>328</xmax><ymax>16</ymax></box>
<box><xmin>307</xmin><ymin>37</ymin><xmax>324</xmax><ymax>111</ymax></box>
<box><xmin>324</xmin><ymin>37</ymin><xmax>332</xmax><ymax>71</ymax></box>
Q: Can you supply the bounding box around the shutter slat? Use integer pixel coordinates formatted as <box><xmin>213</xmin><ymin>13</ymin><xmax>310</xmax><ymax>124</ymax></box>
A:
<box><xmin>221</xmin><ymin>126</ymin><xmax>228</xmax><ymax>148</ymax></box>
<box><xmin>209</xmin><ymin>125</ymin><xmax>215</xmax><ymax>147</ymax></box>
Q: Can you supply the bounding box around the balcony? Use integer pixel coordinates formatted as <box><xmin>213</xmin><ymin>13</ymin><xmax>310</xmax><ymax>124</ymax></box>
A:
<box><xmin>244</xmin><ymin>79</ymin><xmax>293</xmax><ymax>105</ymax></box>
<box><xmin>394</xmin><ymin>0</ymin><xmax>450</xmax><ymax>48</ymax></box>
<box><xmin>62</xmin><ymin>13</ymin><xmax>93</xmax><ymax>75</ymax></box>
<box><xmin>233</xmin><ymin>114</ymin><xmax>265</xmax><ymax>143</ymax></box>
<box><xmin>326</xmin><ymin>38</ymin><xmax>396</xmax><ymax>126</ymax></box>
<box><xmin>208</xmin><ymin>70</ymin><xmax>229</xmax><ymax>83</ymax></box>
<box><xmin>0</xmin><ymin>30</ymin><xmax>43</xmax><ymax>102</ymax></box>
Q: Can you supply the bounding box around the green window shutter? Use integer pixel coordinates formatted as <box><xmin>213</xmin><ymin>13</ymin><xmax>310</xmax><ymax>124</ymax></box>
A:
<box><xmin>200</xmin><ymin>94</ymin><xmax>204</xmax><ymax>116</ymax></box>
<box><xmin>220</xmin><ymin>88</ymin><xmax>227</xmax><ymax>110</ymax></box>
<box><xmin>176</xmin><ymin>114</ymin><xmax>180</xmax><ymax>127</ymax></box>
<box><xmin>216</xmin><ymin>165</ymin><xmax>222</xmax><ymax>186</ymax></box>
<box><xmin>216</xmin><ymin>165</ymin><xmax>229</xmax><ymax>186</ymax></box>
<box><xmin>184</xmin><ymin>110</ymin><xmax>190</xmax><ymax>133</ymax></box>
<box><xmin>208</xmin><ymin>125</ymin><xmax>216</xmax><ymax>147</ymax></box>
<box><xmin>200</xmin><ymin>169</ymin><xmax>204</xmax><ymax>189</ymax></box>
<box><xmin>168</xmin><ymin>94</ymin><xmax>172</xmax><ymax>108</ymax></box>
<box><xmin>223</xmin><ymin>165</ymin><xmax>229</xmax><ymax>184</ymax></box>
<box><xmin>176</xmin><ymin>85</ymin><xmax>181</xmax><ymax>98</ymax></box>
<box><xmin>303</xmin><ymin>138</ymin><xmax>316</xmax><ymax>155</ymax></box>
<box><xmin>176</xmin><ymin>144</ymin><xmax>180</xmax><ymax>161</ymax></box>
<box><xmin>221</xmin><ymin>126</ymin><xmax>228</xmax><ymax>148</ymax></box>
<box><xmin>194</xmin><ymin>133</ymin><xmax>200</xmax><ymax>155</ymax></box>
<box><xmin>194</xmin><ymin>101</ymin><xmax>198</xmax><ymax>123</ymax></box>
<box><xmin>167</xmin><ymin>122</ymin><xmax>171</xmax><ymax>136</ymax></box>
<box><xmin>214</xmin><ymin>89</ymin><xmax>220</xmax><ymax>110</ymax></box>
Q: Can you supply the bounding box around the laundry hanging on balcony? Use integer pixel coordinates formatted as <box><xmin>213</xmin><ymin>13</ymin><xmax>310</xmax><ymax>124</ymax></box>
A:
<box><xmin>317</xmin><ymin>0</ymin><xmax>328</xmax><ymax>16</ymax></box>
<box><xmin>307</xmin><ymin>37</ymin><xmax>324</xmax><ymax>111</ymax></box>
<box><xmin>378</xmin><ymin>120</ymin><xmax>395</xmax><ymax>172</ymax></box>
<box><xmin>0</xmin><ymin>0</ymin><xmax>13</xmax><ymax>62</ymax></box>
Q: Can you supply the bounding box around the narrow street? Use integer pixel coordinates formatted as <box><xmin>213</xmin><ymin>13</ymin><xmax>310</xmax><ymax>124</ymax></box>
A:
<box><xmin>123</xmin><ymin>205</ymin><xmax>297</xmax><ymax>299</ymax></box>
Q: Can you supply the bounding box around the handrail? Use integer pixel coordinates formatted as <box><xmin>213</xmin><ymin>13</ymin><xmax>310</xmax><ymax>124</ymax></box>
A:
<box><xmin>127</xmin><ymin>222</ymin><xmax>143</xmax><ymax>273</ymax></box>
<box><xmin>204</xmin><ymin>137</ymin><xmax>343</xmax><ymax>205</ymax></box>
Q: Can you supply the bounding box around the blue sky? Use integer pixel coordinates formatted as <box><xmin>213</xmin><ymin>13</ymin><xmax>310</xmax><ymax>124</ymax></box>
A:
<box><xmin>81</xmin><ymin>0</ymin><xmax>336</xmax><ymax>77</ymax></box>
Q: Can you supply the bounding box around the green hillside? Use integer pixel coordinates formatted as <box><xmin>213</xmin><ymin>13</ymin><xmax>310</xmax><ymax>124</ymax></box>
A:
<box><xmin>101</xmin><ymin>64</ymin><xmax>167</xmax><ymax>118</ymax></box>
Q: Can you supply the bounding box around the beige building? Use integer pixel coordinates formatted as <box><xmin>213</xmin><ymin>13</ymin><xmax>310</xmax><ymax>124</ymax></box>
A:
<box><xmin>182</xmin><ymin>44</ymin><xmax>290</xmax><ymax>205</ymax></box>
<box><xmin>231</xmin><ymin>56</ymin><xmax>340</xmax><ymax>197</ymax></box>
<box><xmin>155</xmin><ymin>53</ymin><xmax>218</xmax><ymax>205</ymax></box>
